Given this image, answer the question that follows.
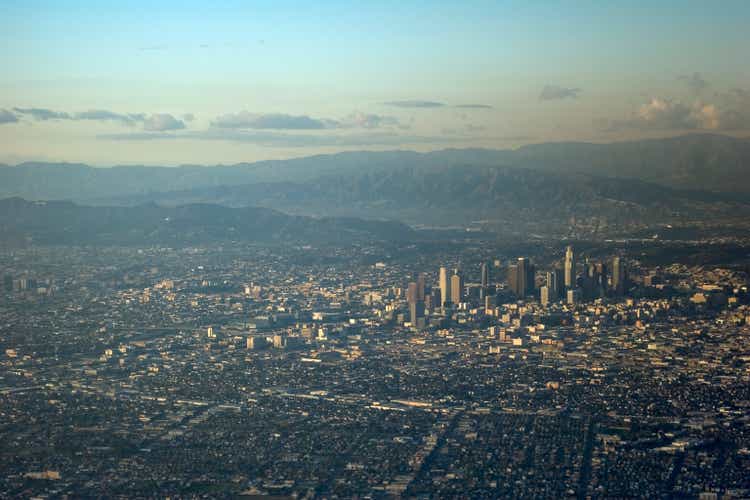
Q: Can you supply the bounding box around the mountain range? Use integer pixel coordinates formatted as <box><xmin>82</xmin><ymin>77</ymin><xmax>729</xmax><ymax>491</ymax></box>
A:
<box><xmin>0</xmin><ymin>198</ymin><xmax>414</xmax><ymax>247</ymax></box>
<box><xmin>2</xmin><ymin>134</ymin><xmax>750</xmax><ymax>236</ymax></box>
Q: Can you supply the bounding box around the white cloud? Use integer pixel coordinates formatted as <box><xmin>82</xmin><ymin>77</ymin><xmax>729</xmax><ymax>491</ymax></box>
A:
<box><xmin>0</xmin><ymin>109</ymin><xmax>19</xmax><ymax>124</ymax></box>
<box><xmin>143</xmin><ymin>113</ymin><xmax>186</xmax><ymax>131</ymax></box>
<box><xmin>605</xmin><ymin>95</ymin><xmax>750</xmax><ymax>131</ymax></box>
<box><xmin>539</xmin><ymin>85</ymin><xmax>581</xmax><ymax>100</ymax></box>
<box><xmin>211</xmin><ymin>112</ymin><xmax>336</xmax><ymax>130</ymax></box>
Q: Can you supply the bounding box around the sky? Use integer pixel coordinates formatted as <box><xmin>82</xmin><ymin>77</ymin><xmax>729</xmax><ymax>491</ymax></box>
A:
<box><xmin>1</xmin><ymin>0</ymin><xmax>749</xmax><ymax>166</ymax></box>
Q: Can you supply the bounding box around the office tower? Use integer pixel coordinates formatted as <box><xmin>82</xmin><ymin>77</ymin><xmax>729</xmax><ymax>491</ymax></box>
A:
<box><xmin>507</xmin><ymin>263</ymin><xmax>520</xmax><ymax>297</ymax></box>
<box><xmin>439</xmin><ymin>266</ymin><xmax>449</xmax><ymax>307</ymax></box>
<box><xmin>409</xmin><ymin>300</ymin><xmax>425</xmax><ymax>325</ymax></box>
<box><xmin>556</xmin><ymin>268</ymin><xmax>565</xmax><ymax>296</ymax></box>
<box><xmin>567</xmin><ymin>288</ymin><xmax>580</xmax><ymax>305</ymax></box>
<box><xmin>508</xmin><ymin>258</ymin><xmax>535</xmax><ymax>298</ymax></box>
<box><xmin>612</xmin><ymin>256</ymin><xmax>626</xmax><ymax>295</ymax></box>
<box><xmin>582</xmin><ymin>261</ymin><xmax>597</xmax><ymax>299</ymax></box>
<box><xmin>545</xmin><ymin>271</ymin><xmax>558</xmax><ymax>302</ymax></box>
<box><xmin>451</xmin><ymin>271</ymin><xmax>464</xmax><ymax>304</ymax></box>
<box><xmin>516</xmin><ymin>257</ymin><xmax>528</xmax><ymax>297</ymax></box>
<box><xmin>416</xmin><ymin>272</ymin><xmax>426</xmax><ymax>302</ymax></box>
<box><xmin>527</xmin><ymin>260</ymin><xmax>536</xmax><ymax>295</ymax></box>
<box><xmin>540</xmin><ymin>286</ymin><xmax>550</xmax><ymax>306</ymax></box>
<box><xmin>406</xmin><ymin>281</ymin><xmax>418</xmax><ymax>304</ymax></box>
<box><xmin>520</xmin><ymin>258</ymin><xmax>535</xmax><ymax>297</ymax></box>
<box><xmin>480</xmin><ymin>262</ymin><xmax>490</xmax><ymax>289</ymax></box>
<box><xmin>516</xmin><ymin>258</ymin><xmax>528</xmax><ymax>297</ymax></box>
<box><xmin>564</xmin><ymin>245</ymin><xmax>576</xmax><ymax>288</ymax></box>
<box><xmin>595</xmin><ymin>262</ymin><xmax>607</xmax><ymax>298</ymax></box>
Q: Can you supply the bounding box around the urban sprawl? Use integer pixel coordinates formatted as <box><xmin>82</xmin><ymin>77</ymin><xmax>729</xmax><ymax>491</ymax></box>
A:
<box><xmin>1</xmin><ymin>241</ymin><xmax>749</xmax><ymax>498</ymax></box>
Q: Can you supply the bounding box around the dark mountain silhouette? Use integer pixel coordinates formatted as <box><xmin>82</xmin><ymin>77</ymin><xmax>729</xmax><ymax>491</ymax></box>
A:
<box><xmin>0</xmin><ymin>198</ymin><xmax>415</xmax><ymax>246</ymax></box>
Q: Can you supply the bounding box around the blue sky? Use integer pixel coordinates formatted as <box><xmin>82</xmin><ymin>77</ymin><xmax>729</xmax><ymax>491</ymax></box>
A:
<box><xmin>1</xmin><ymin>0</ymin><xmax>749</xmax><ymax>165</ymax></box>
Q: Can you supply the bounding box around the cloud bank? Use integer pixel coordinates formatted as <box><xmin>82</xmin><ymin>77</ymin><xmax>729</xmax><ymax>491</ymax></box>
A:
<box><xmin>211</xmin><ymin>112</ymin><xmax>336</xmax><ymax>130</ymax></box>
<box><xmin>539</xmin><ymin>85</ymin><xmax>581</xmax><ymax>100</ymax></box>
<box><xmin>382</xmin><ymin>100</ymin><xmax>445</xmax><ymax>108</ymax></box>
<box><xmin>605</xmin><ymin>93</ymin><xmax>750</xmax><ymax>131</ymax></box>
<box><xmin>144</xmin><ymin>114</ymin><xmax>187</xmax><ymax>131</ymax></box>
<box><xmin>13</xmin><ymin>107</ymin><xmax>72</xmax><ymax>120</ymax></box>
<box><xmin>11</xmin><ymin>107</ymin><xmax>187</xmax><ymax>131</ymax></box>
<box><xmin>211</xmin><ymin>111</ymin><xmax>402</xmax><ymax>130</ymax></box>
<box><xmin>0</xmin><ymin>109</ymin><xmax>19</xmax><ymax>124</ymax></box>
<box><xmin>454</xmin><ymin>104</ymin><xmax>493</xmax><ymax>109</ymax></box>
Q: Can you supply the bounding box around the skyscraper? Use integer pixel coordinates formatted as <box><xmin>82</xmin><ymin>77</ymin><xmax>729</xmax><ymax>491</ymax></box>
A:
<box><xmin>611</xmin><ymin>256</ymin><xmax>626</xmax><ymax>295</ymax></box>
<box><xmin>439</xmin><ymin>266</ymin><xmax>449</xmax><ymax>307</ymax></box>
<box><xmin>409</xmin><ymin>300</ymin><xmax>425</xmax><ymax>326</ymax></box>
<box><xmin>517</xmin><ymin>258</ymin><xmax>528</xmax><ymax>298</ymax></box>
<box><xmin>480</xmin><ymin>262</ymin><xmax>489</xmax><ymax>289</ymax></box>
<box><xmin>545</xmin><ymin>270</ymin><xmax>561</xmax><ymax>302</ymax></box>
<box><xmin>564</xmin><ymin>245</ymin><xmax>576</xmax><ymax>288</ymax></box>
<box><xmin>416</xmin><ymin>272</ymin><xmax>426</xmax><ymax>302</ymax></box>
<box><xmin>507</xmin><ymin>263</ymin><xmax>519</xmax><ymax>297</ymax></box>
<box><xmin>450</xmin><ymin>270</ymin><xmax>464</xmax><ymax>304</ymax></box>
<box><xmin>509</xmin><ymin>258</ymin><xmax>535</xmax><ymax>298</ymax></box>
<box><xmin>406</xmin><ymin>281</ymin><xmax>418</xmax><ymax>304</ymax></box>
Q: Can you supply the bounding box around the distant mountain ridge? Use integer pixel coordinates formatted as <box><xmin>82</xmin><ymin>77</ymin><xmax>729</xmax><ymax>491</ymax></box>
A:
<box><xmin>2</xmin><ymin>134</ymin><xmax>750</xmax><ymax>234</ymax></box>
<box><xmin>2</xmin><ymin>134</ymin><xmax>750</xmax><ymax>202</ymax></box>
<box><xmin>0</xmin><ymin>198</ymin><xmax>415</xmax><ymax>246</ymax></box>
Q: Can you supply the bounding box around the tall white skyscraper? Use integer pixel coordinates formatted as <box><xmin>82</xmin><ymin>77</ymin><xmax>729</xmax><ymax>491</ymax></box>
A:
<box><xmin>564</xmin><ymin>245</ymin><xmax>576</xmax><ymax>288</ymax></box>
<box><xmin>439</xmin><ymin>266</ymin><xmax>449</xmax><ymax>307</ymax></box>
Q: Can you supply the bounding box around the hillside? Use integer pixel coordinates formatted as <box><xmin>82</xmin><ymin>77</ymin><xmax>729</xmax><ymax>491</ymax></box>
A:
<box><xmin>1</xmin><ymin>135</ymin><xmax>749</xmax><ymax>204</ymax></box>
<box><xmin>0</xmin><ymin>198</ymin><xmax>414</xmax><ymax>246</ymax></box>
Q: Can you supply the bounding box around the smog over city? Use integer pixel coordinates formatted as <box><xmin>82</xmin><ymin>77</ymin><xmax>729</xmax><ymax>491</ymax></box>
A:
<box><xmin>2</xmin><ymin>2</ymin><xmax>750</xmax><ymax>498</ymax></box>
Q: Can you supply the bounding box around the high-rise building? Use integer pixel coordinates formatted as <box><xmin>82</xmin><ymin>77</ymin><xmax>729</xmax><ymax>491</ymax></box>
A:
<box><xmin>582</xmin><ymin>261</ymin><xmax>598</xmax><ymax>299</ymax></box>
<box><xmin>450</xmin><ymin>271</ymin><xmax>464</xmax><ymax>304</ymax></box>
<box><xmin>416</xmin><ymin>272</ymin><xmax>426</xmax><ymax>302</ymax></box>
<box><xmin>406</xmin><ymin>281</ymin><xmax>418</xmax><ymax>304</ymax></box>
<box><xmin>564</xmin><ymin>245</ymin><xmax>576</xmax><ymax>289</ymax></box>
<box><xmin>480</xmin><ymin>262</ymin><xmax>490</xmax><ymax>289</ymax></box>
<box><xmin>409</xmin><ymin>301</ymin><xmax>425</xmax><ymax>326</ymax></box>
<box><xmin>540</xmin><ymin>286</ymin><xmax>550</xmax><ymax>306</ymax></box>
<box><xmin>507</xmin><ymin>263</ymin><xmax>520</xmax><ymax>297</ymax></box>
<box><xmin>611</xmin><ymin>256</ymin><xmax>626</xmax><ymax>295</ymax></box>
<box><xmin>508</xmin><ymin>258</ymin><xmax>535</xmax><ymax>298</ymax></box>
<box><xmin>439</xmin><ymin>266</ymin><xmax>449</xmax><ymax>307</ymax></box>
<box><xmin>545</xmin><ymin>271</ymin><xmax>558</xmax><ymax>302</ymax></box>
<box><xmin>430</xmin><ymin>288</ymin><xmax>441</xmax><ymax>311</ymax></box>
<box><xmin>544</xmin><ymin>269</ymin><xmax>564</xmax><ymax>303</ymax></box>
